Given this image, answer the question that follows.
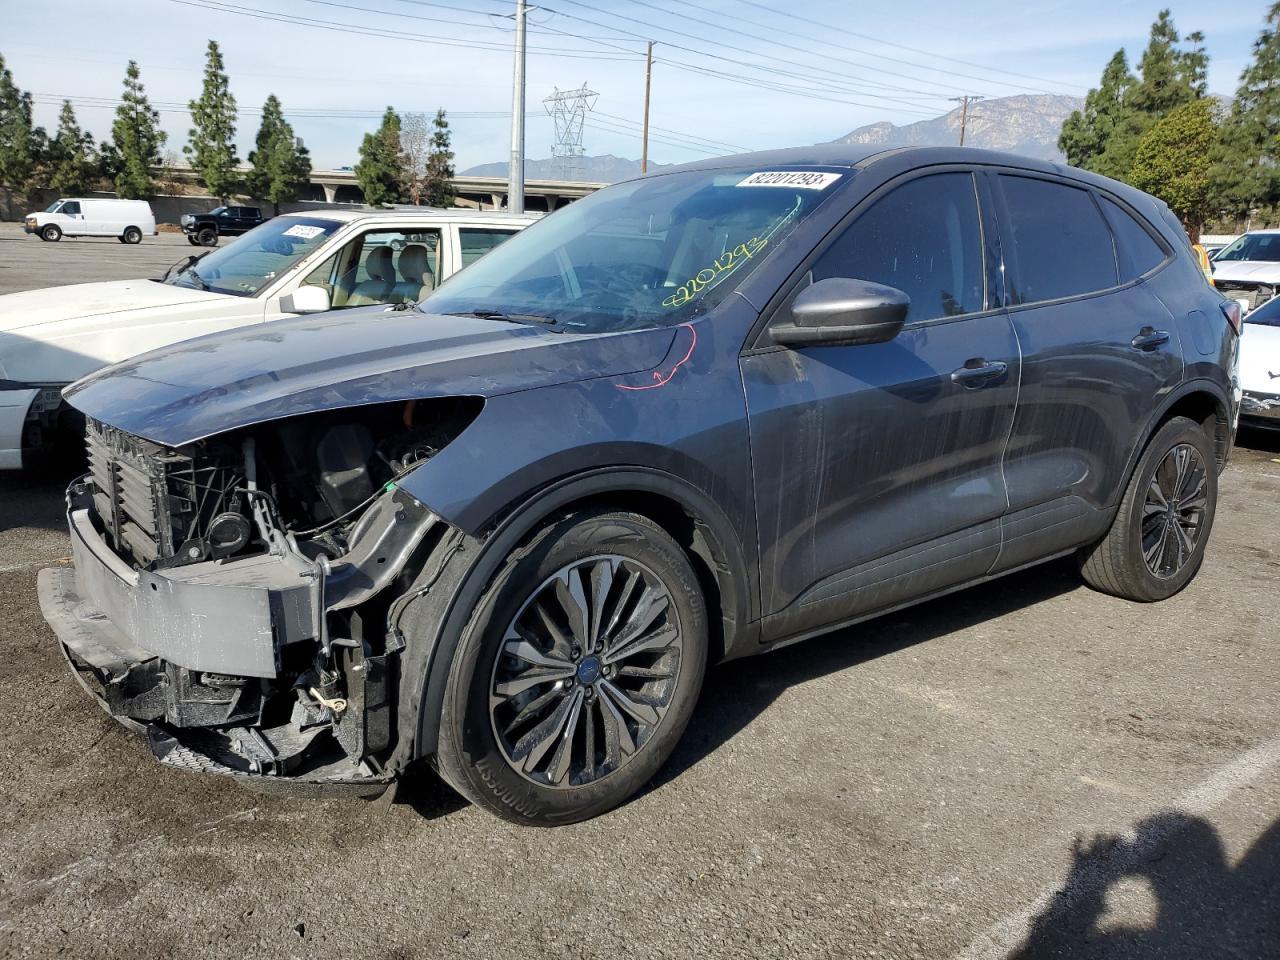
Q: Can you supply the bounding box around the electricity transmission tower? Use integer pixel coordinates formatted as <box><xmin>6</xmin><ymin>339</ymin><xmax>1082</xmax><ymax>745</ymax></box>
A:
<box><xmin>543</xmin><ymin>84</ymin><xmax>598</xmax><ymax>181</ymax></box>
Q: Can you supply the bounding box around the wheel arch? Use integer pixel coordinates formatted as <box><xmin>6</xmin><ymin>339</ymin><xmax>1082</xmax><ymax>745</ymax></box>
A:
<box><xmin>403</xmin><ymin>466</ymin><xmax>757</xmax><ymax>763</ymax></box>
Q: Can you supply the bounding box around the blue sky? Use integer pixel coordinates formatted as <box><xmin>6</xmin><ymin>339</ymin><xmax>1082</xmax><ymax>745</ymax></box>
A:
<box><xmin>0</xmin><ymin>0</ymin><xmax>1267</xmax><ymax>171</ymax></box>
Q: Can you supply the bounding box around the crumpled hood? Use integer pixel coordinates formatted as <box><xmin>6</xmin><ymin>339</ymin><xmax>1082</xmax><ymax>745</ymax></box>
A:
<box><xmin>0</xmin><ymin>280</ymin><xmax>227</xmax><ymax>334</ymax></box>
<box><xmin>1212</xmin><ymin>260</ymin><xmax>1280</xmax><ymax>284</ymax></box>
<box><xmin>65</xmin><ymin>307</ymin><xmax>677</xmax><ymax>446</ymax></box>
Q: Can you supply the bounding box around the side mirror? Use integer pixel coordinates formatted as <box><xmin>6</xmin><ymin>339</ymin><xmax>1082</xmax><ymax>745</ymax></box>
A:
<box><xmin>771</xmin><ymin>277</ymin><xmax>909</xmax><ymax>347</ymax></box>
<box><xmin>281</xmin><ymin>285</ymin><xmax>331</xmax><ymax>315</ymax></box>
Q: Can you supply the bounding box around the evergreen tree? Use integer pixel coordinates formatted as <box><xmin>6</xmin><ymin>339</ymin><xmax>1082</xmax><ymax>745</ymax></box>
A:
<box><xmin>0</xmin><ymin>53</ymin><xmax>44</xmax><ymax>191</ymax></box>
<box><xmin>185</xmin><ymin>40</ymin><xmax>238</xmax><ymax>202</ymax></box>
<box><xmin>246</xmin><ymin>95</ymin><xmax>311</xmax><ymax>211</ymax></box>
<box><xmin>355</xmin><ymin>106</ymin><xmax>407</xmax><ymax>206</ymax></box>
<box><xmin>48</xmin><ymin>100</ymin><xmax>96</xmax><ymax>195</ymax></box>
<box><xmin>1211</xmin><ymin>2</ymin><xmax>1280</xmax><ymax>220</ymax></box>
<box><xmin>1059</xmin><ymin>51</ymin><xmax>1138</xmax><ymax>172</ymax></box>
<box><xmin>423</xmin><ymin>109</ymin><xmax>455</xmax><ymax>208</ymax></box>
<box><xmin>111</xmin><ymin>60</ymin><xmax>166</xmax><ymax>199</ymax></box>
<box><xmin>1130</xmin><ymin>99</ymin><xmax>1217</xmax><ymax>229</ymax></box>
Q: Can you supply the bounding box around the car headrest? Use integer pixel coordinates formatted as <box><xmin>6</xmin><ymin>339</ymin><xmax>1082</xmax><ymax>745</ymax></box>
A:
<box><xmin>398</xmin><ymin>244</ymin><xmax>431</xmax><ymax>284</ymax></box>
<box><xmin>365</xmin><ymin>246</ymin><xmax>394</xmax><ymax>282</ymax></box>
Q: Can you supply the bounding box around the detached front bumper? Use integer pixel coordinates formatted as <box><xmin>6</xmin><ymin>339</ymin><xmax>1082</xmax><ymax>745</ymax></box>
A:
<box><xmin>35</xmin><ymin>480</ymin><xmax>435</xmax><ymax>795</ymax></box>
<box><xmin>1242</xmin><ymin>389</ymin><xmax>1280</xmax><ymax>428</ymax></box>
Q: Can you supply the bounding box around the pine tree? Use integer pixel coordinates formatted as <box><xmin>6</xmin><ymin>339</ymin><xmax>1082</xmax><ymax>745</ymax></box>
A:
<box><xmin>1211</xmin><ymin>2</ymin><xmax>1280</xmax><ymax>220</ymax></box>
<box><xmin>112</xmin><ymin>60</ymin><xmax>166</xmax><ymax>199</ymax></box>
<box><xmin>423</xmin><ymin>109</ymin><xmax>455</xmax><ymax>208</ymax></box>
<box><xmin>48</xmin><ymin>100</ymin><xmax>96</xmax><ymax>195</ymax></box>
<box><xmin>0</xmin><ymin>53</ymin><xmax>44</xmax><ymax>191</ymax></box>
<box><xmin>1059</xmin><ymin>51</ymin><xmax>1137</xmax><ymax>171</ymax></box>
<box><xmin>185</xmin><ymin>40</ymin><xmax>238</xmax><ymax>202</ymax></box>
<box><xmin>355</xmin><ymin>106</ymin><xmax>408</xmax><ymax>206</ymax></box>
<box><xmin>1130</xmin><ymin>99</ymin><xmax>1217</xmax><ymax>229</ymax></box>
<box><xmin>1131</xmin><ymin>10</ymin><xmax>1203</xmax><ymax>115</ymax></box>
<box><xmin>246</xmin><ymin>95</ymin><xmax>311</xmax><ymax>211</ymax></box>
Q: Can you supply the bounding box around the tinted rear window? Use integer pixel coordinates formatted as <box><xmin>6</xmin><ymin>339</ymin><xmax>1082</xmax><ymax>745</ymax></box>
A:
<box><xmin>1100</xmin><ymin>197</ymin><xmax>1167</xmax><ymax>280</ymax></box>
<box><xmin>1000</xmin><ymin>175</ymin><xmax>1118</xmax><ymax>303</ymax></box>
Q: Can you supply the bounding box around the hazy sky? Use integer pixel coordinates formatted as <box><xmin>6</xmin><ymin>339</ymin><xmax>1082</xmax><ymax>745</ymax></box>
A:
<box><xmin>0</xmin><ymin>0</ymin><xmax>1267</xmax><ymax>171</ymax></box>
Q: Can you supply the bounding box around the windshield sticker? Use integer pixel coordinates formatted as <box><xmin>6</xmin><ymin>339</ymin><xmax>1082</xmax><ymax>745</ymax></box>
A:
<box><xmin>282</xmin><ymin>224</ymin><xmax>325</xmax><ymax>240</ymax></box>
<box><xmin>662</xmin><ymin>236</ymin><xmax>768</xmax><ymax>309</ymax></box>
<box><xmin>737</xmin><ymin>171</ymin><xmax>842</xmax><ymax>190</ymax></box>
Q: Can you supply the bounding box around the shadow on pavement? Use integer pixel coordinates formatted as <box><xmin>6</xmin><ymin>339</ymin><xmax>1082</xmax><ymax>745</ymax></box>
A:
<box><xmin>1011</xmin><ymin>812</ymin><xmax>1280</xmax><ymax>959</ymax></box>
<box><xmin>653</xmin><ymin>556</ymin><xmax>1081</xmax><ymax>791</ymax></box>
<box><xmin>0</xmin><ymin>468</ymin><xmax>71</xmax><ymax>534</ymax></box>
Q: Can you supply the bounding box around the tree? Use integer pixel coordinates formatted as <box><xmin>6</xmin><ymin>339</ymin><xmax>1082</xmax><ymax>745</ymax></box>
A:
<box><xmin>48</xmin><ymin>100</ymin><xmax>96</xmax><ymax>195</ymax></box>
<box><xmin>1211</xmin><ymin>2</ymin><xmax>1280</xmax><ymax>220</ymax></box>
<box><xmin>185</xmin><ymin>40</ymin><xmax>238</xmax><ymax>202</ymax></box>
<box><xmin>0</xmin><ymin>53</ymin><xmax>45</xmax><ymax>191</ymax></box>
<box><xmin>246</xmin><ymin>94</ymin><xmax>311</xmax><ymax>210</ymax></box>
<box><xmin>423</xmin><ymin>109</ymin><xmax>455</xmax><ymax>208</ymax></box>
<box><xmin>1130</xmin><ymin>10</ymin><xmax>1205</xmax><ymax>115</ymax></box>
<box><xmin>355</xmin><ymin>106</ymin><xmax>407</xmax><ymax>205</ymax></box>
<box><xmin>1059</xmin><ymin>51</ymin><xmax>1140</xmax><ymax>175</ymax></box>
<box><xmin>400</xmin><ymin>111</ymin><xmax>431</xmax><ymax>204</ymax></box>
<box><xmin>1130</xmin><ymin>99</ymin><xmax>1217</xmax><ymax>229</ymax></box>
<box><xmin>111</xmin><ymin>60</ymin><xmax>166</xmax><ymax>199</ymax></box>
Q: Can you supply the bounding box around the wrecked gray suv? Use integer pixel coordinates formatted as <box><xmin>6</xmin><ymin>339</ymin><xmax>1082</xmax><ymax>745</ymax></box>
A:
<box><xmin>40</xmin><ymin>146</ymin><xmax>1239</xmax><ymax>825</ymax></box>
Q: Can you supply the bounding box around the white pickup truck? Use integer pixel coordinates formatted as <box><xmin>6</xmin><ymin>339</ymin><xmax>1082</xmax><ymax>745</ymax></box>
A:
<box><xmin>0</xmin><ymin>209</ymin><xmax>536</xmax><ymax>468</ymax></box>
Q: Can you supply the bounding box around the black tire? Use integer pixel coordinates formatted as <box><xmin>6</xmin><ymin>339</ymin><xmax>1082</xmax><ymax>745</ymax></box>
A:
<box><xmin>433</xmin><ymin>509</ymin><xmax>707</xmax><ymax>825</ymax></box>
<box><xmin>197</xmin><ymin>227</ymin><xmax>218</xmax><ymax>246</ymax></box>
<box><xmin>187</xmin><ymin>235</ymin><xmax>200</xmax><ymax>246</ymax></box>
<box><xmin>41</xmin><ymin>224</ymin><xmax>61</xmax><ymax>242</ymax></box>
<box><xmin>1079</xmin><ymin>416</ymin><xmax>1217</xmax><ymax>602</ymax></box>
<box><xmin>122</xmin><ymin>226</ymin><xmax>142</xmax><ymax>244</ymax></box>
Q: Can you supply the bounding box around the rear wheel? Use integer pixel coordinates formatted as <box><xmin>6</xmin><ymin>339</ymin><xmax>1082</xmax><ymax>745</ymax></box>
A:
<box><xmin>197</xmin><ymin>227</ymin><xmax>218</xmax><ymax>246</ymax></box>
<box><xmin>1079</xmin><ymin>416</ymin><xmax>1217</xmax><ymax>601</ymax></box>
<box><xmin>41</xmin><ymin>224</ymin><xmax>61</xmax><ymax>242</ymax></box>
<box><xmin>122</xmin><ymin>226</ymin><xmax>142</xmax><ymax>244</ymax></box>
<box><xmin>433</xmin><ymin>510</ymin><xmax>707</xmax><ymax>825</ymax></box>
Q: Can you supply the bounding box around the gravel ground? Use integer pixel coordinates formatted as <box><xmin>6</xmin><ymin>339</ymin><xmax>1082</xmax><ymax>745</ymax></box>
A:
<box><xmin>0</xmin><ymin>222</ymin><xmax>1277</xmax><ymax>959</ymax></box>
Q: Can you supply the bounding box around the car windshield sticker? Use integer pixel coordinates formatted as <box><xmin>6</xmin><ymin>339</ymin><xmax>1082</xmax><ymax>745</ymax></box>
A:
<box><xmin>282</xmin><ymin>224</ymin><xmax>325</xmax><ymax>240</ymax></box>
<box><xmin>737</xmin><ymin>171</ymin><xmax>842</xmax><ymax>190</ymax></box>
<box><xmin>662</xmin><ymin>197</ymin><xmax>803</xmax><ymax>309</ymax></box>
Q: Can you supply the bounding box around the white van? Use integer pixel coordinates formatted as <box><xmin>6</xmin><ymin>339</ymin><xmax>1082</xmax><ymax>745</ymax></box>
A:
<box><xmin>24</xmin><ymin>198</ymin><xmax>157</xmax><ymax>244</ymax></box>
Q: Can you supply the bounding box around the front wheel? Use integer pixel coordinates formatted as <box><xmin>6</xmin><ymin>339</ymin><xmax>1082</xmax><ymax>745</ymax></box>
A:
<box><xmin>122</xmin><ymin>226</ymin><xmax>142</xmax><ymax>244</ymax></box>
<box><xmin>41</xmin><ymin>224</ymin><xmax>61</xmax><ymax>242</ymax></box>
<box><xmin>433</xmin><ymin>510</ymin><xmax>707</xmax><ymax>825</ymax></box>
<box><xmin>197</xmin><ymin>227</ymin><xmax>218</xmax><ymax>246</ymax></box>
<box><xmin>1079</xmin><ymin>416</ymin><xmax>1218</xmax><ymax>601</ymax></box>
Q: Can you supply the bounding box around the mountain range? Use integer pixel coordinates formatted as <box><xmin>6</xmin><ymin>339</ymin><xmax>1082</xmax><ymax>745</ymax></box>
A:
<box><xmin>461</xmin><ymin>94</ymin><xmax>1086</xmax><ymax>183</ymax></box>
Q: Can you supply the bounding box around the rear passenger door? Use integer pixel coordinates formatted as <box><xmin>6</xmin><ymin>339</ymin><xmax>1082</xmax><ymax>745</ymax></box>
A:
<box><xmin>988</xmin><ymin>172</ymin><xmax>1183</xmax><ymax>572</ymax></box>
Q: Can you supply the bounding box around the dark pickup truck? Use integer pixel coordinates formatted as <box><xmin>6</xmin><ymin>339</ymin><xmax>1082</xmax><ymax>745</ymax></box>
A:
<box><xmin>180</xmin><ymin>205</ymin><xmax>267</xmax><ymax>246</ymax></box>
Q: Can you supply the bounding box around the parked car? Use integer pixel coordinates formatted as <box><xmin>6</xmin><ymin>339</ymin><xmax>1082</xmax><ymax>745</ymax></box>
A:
<box><xmin>1239</xmin><ymin>293</ymin><xmax>1280</xmax><ymax>429</ymax></box>
<box><xmin>1210</xmin><ymin>229</ymin><xmax>1280</xmax><ymax>314</ymax></box>
<box><xmin>180</xmin><ymin>205</ymin><xmax>267</xmax><ymax>246</ymax></box>
<box><xmin>0</xmin><ymin>209</ymin><xmax>535</xmax><ymax>468</ymax></box>
<box><xmin>23</xmin><ymin>198</ymin><xmax>155</xmax><ymax>244</ymax></box>
<box><xmin>38</xmin><ymin>146</ymin><xmax>1239</xmax><ymax>825</ymax></box>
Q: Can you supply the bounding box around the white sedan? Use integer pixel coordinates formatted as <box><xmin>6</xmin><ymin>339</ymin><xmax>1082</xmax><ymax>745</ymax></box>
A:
<box><xmin>1240</xmin><ymin>294</ymin><xmax>1280</xmax><ymax>430</ymax></box>
<box><xmin>0</xmin><ymin>209</ymin><xmax>535</xmax><ymax>468</ymax></box>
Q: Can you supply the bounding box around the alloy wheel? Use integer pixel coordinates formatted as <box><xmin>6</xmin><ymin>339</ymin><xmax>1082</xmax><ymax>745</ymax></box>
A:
<box><xmin>489</xmin><ymin>555</ymin><xmax>684</xmax><ymax>788</ymax></box>
<box><xmin>1141</xmin><ymin>443</ymin><xmax>1208</xmax><ymax>579</ymax></box>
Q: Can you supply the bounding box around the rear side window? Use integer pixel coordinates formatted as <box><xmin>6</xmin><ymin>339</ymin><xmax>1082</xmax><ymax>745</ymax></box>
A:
<box><xmin>999</xmin><ymin>175</ymin><xmax>1118</xmax><ymax>303</ymax></box>
<box><xmin>811</xmin><ymin>172</ymin><xmax>985</xmax><ymax>323</ymax></box>
<box><xmin>459</xmin><ymin>228</ymin><xmax>518</xmax><ymax>268</ymax></box>
<box><xmin>1101</xmin><ymin>197</ymin><xmax>1167</xmax><ymax>279</ymax></box>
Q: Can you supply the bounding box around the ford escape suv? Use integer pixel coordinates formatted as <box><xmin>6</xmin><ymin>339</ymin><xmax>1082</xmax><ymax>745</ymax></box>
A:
<box><xmin>39</xmin><ymin>146</ymin><xmax>1240</xmax><ymax>825</ymax></box>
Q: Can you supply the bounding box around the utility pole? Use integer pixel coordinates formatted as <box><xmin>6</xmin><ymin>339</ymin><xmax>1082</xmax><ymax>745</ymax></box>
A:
<box><xmin>508</xmin><ymin>0</ymin><xmax>527</xmax><ymax>213</ymax></box>
<box><xmin>641</xmin><ymin>41</ymin><xmax>654</xmax><ymax>174</ymax></box>
<box><xmin>949</xmin><ymin>95</ymin><xmax>983</xmax><ymax>146</ymax></box>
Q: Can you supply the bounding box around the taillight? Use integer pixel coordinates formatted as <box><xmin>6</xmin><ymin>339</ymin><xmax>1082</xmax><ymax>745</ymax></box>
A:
<box><xmin>1221</xmin><ymin>299</ymin><xmax>1243</xmax><ymax>336</ymax></box>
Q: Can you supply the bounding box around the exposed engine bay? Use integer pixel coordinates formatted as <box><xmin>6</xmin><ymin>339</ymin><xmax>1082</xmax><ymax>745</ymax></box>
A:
<box><xmin>52</xmin><ymin>398</ymin><xmax>482</xmax><ymax>791</ymax></box>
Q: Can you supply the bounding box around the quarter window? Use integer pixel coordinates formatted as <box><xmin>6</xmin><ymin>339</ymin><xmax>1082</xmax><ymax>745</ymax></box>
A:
<box><xmin>459</xmin><ymin>228</ymin><xmax>518</xmax><ymax>268</ymax></box>
<box><xmin>1101</xmin><ymin>196</ymin><xmax>1166</xmax><ymax>280</ymax></box>
<box><xmin>810</xmin><ymin>172</ymin><xmax>985</xmax><ymax>324</ymax></box>
<box><xmin>999</xmin><ymin>176</ymin><xmax>1118</xmax><ymax>303</ymax></box>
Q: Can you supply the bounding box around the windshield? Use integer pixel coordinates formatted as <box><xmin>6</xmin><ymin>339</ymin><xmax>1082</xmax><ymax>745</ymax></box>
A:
<box><xmin>45</xmin><ymin>200</ymin><xmax>63</xmax><ymax>213</ymax></box>
<box><xmin>209</xmin><ymin>206</ymin><xmax>227</xmax><ymax>216</ymax></box>
<box><xmin>164</xmin><ymin>217</ymin><xmax>341</xmax><ymax>296</ymax></box>
<box><xmin>1215</xmin><ymin>234</ymin><xmax>1280</xmax><ymax>263</ymax></box>
<box><xmin>1245</xmin><ymin>296</ymin><xmax>1280</xmax><ymax>326</ymax></box>
<box><xmin>421</xmin><ymin>167</ymin><xmax>848</xmax><ymax>332</ymax></box>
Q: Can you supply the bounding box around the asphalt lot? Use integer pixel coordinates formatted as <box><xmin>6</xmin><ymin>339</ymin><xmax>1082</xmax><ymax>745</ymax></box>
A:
<box><xmin>1</xmin><ymin>221</ymin><xmax>1277</xmax><ymax>959</ymax></box>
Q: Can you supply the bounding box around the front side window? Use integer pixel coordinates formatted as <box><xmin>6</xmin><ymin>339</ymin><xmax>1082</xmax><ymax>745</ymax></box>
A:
<box><xmin>1100</xmin><ymin>196</ymin><xmax>1167</xmax><ymax>280</ymax></box>
<box><xmin>422</xmin><ymin>167</ymin><xmax>850</xmax><ymax>332</ymax></box>
<box><xmin>1000</xmin><ymin>176</ymin><xmax>1118</xmax><ymax>303</ymax></box>
<box><xmin>210</xmin><ymin>206</ymin><xmax>228</xmax><ymax>217</ymax></box>
<box><xmin>1215</xmin><ymin>233</ymin><xmax>1280</xmax><ymax>263</ymax></box>
<box><xmin>163</xmin><ymin>217</ymin><xmax>341</xmax><ymax>297</ymax></box>
<box><xmin>306</xmin><ymin>228</ymin><xmax>443</xmax><ymax>309</ymax></box>
<box><xmin>61</xmin><ymin>201</ymin><xmax>81</xmax><ymax>216</ymax></box>
<box><xmin>459</xmin><ymin>228</ymin><xmax>518</xmax><ymax>268</ymax></box>
<box><xmin>809</xmin><ymin>172</ymin><xmax>984</xmax><ymax>324</ymax></box>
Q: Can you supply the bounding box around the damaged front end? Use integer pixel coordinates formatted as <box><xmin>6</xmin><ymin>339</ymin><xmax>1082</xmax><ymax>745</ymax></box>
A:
<box><xmin>37</xmin><ymin>400</ymin><xmax>475</xmax><ymax>794</ymax></box>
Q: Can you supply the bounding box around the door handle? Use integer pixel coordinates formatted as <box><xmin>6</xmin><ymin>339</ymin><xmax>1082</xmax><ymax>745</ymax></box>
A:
<box><xmin>1131</xmin><ymin>327</ymin><xmax>1170</xmax><ymax>350</ymax></box>
<box><xmin>950</xmin><ymin>359</ymin><xmax>1008</xmax><ymax>387</ymax></box>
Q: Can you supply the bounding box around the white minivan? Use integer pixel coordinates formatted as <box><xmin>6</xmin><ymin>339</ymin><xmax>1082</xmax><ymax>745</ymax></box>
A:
<box><xmin>24</xmin><ymin>198</ymin><xmax>157</xmax><ymax>244</ymax></box>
